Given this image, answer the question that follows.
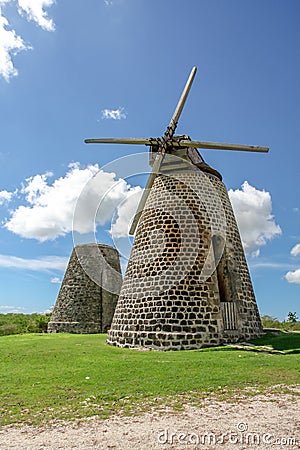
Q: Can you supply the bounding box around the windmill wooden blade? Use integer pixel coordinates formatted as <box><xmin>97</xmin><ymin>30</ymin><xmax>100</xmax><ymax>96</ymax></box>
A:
<box><xmin>166</xmin><ymin>66</ymin><xmax>197</xmax><ymax>135</ymax></box>
<box><xmin>129</xmin><ymin>152</ymin><xmax>164</xmax><ymax>235</ymax></box>
<box><xmin>85</xmin><ymin>138</ymin><xmax>158</xmax><ymax>145</ymax></box>
<box><xmin>85</xmin><ymin>137</ymin><xmax>269</xmax><ymax>153</ymax></box>
<box><xmin>176</xmin><ymin>139</ymin><xmax>269</xmax><ymax>153</ymax></box>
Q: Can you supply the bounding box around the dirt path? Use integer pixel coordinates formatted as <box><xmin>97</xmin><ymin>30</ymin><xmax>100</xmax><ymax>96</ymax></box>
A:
<box><xmin>0</xmin><ymin>387</ymin><xmax>299</xmax><ymax>449</ymax></box>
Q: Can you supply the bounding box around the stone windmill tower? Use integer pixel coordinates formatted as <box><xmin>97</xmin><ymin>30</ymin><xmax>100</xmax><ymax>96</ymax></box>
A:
<box><xmin>48</xmin><ymin>244</ymin><xmax>122</xmax><ymax>334</ymax></box>
<box><xmin>86</xmin><ymin>67</ymin><xmax>268</xmax><ymax>350</ymax></box>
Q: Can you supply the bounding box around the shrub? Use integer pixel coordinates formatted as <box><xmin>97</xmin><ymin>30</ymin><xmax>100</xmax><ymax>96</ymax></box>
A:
<box><xmin>26</xmin><ymin>315</ymin><xmax>50</xmax><ymax>333</ymax></box>
<box><xmin>0</xmin><ymin>324</ymin><xmax>20</xmax><ymax>336</ymax></box>
<box><xmin>260</xmin><ymin>315</ymin><xmax>282</xmax><ymax>329</ymax></box>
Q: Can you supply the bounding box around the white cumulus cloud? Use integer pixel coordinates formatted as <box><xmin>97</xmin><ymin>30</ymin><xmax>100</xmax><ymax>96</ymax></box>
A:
<box><xmin>0</xmin><ymin>7</ymin><xmax>30</xmax><ymax>81</ymax></box>
<box><xmin>101</xmin><ymin>107</ymin><xmax>127</xmax><ymax>120</ymax></box>
<box><xmin>0</xmin><ymin>189</ymin><xmax>13</xmax><ymax>205</ymax></box>
<box><xmin>17</xmin><ymin>0</ymin><xmax>55</xmax><ymax>31</ymax></box>
<box><xmin>291</xmin><ymin>243</ymin><xmax>300</xmax><ymax>257</ymax></box>
<box><xmin>4</xmin><ymin>162</ymin><xmax>140</xmax><ymax>241</ymax></box>
<box><xmin>0</xmin><ymin>0</ymin><xmax>55</xmax><ymax>81</ymax></box>
<box><xmin>285</xmin><ymin>269</ymin><xmax>300</xmax><ymax>285</ymax></box>
<box><xmin>0</xmin><ymin>254</ymin><xmax>68</xmax><ymax>271</ymax></box>
<box><xmin>228</xmin><ymin>181</ymin><xmax>281</xmax><ymax>255</ymax></box>
<box><xmin>286</xmin><ymin>244</ymin><xmax>300</xmax><ymax>284</ymax></box>
<box><xmin>5</xmin><ymin>163</ymin><xmax>99</xmax><ymax>240</ymax></box>
<box><xmin>50</xmin><ymin>276</ymin><xmax>61</xmax><ymax>283</ymax></box>
<box><xmin>73</xmin><ymin>169</ymin><xmax>135</xmax><ymax>236</ymax></box>
<box><xmin>111</xmin><ymin>187</ymin><xmax>142</xmax><ymax>238</ymax></box>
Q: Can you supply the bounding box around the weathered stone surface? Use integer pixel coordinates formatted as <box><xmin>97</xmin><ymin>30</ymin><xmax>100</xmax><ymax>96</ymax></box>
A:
<box><xmin>107</xmin><ymin>149</ymin><xmax>263</xmax><ymax>350</ymax></box>
<box><xmin>48</xmin><ymin>244</ymin><xmax>122</xmax><ymax>334</ymax></box>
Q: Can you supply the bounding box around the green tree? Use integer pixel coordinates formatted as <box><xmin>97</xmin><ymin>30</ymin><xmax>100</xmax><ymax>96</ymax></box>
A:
<box><xmin>287</xmin><ymin>312</ymin><xmax>298</xmax><ymax>324</ymax></box>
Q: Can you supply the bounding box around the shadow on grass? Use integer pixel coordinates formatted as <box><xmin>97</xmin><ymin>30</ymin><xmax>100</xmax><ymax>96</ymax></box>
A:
<box><xmin>249</xmin><ymin>331</ymin><xmax>300</xmax><ymax>353</ymax></box>
<box><xmin>197</xmin><ymin>331</ymin><xmax>300</xmax><ymax>354</ymax></box>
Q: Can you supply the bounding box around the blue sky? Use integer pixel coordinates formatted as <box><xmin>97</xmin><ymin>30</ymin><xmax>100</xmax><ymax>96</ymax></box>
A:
<box><xmin>0</xmin><ymin>0</ymin><xmax>299</xmax><ymax>319</ymax></box>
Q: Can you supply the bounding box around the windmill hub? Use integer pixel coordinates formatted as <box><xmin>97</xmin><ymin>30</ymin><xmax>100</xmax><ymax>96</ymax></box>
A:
<box><xmin>150</xmin><ymin>136</ymin><xmax>223</xmax><ymax>181</ymax></box>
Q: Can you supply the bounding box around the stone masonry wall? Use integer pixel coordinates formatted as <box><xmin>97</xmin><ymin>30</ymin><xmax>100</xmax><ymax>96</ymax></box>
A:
<box><xmin>107</xmin><ymin>153</ymin><xmax>263</xmax><ymax>350</ymax></box>
<box><xmin>48</xmin><ymin>244</ymin><xmax>122</xmax><ymax>334</ymax></box>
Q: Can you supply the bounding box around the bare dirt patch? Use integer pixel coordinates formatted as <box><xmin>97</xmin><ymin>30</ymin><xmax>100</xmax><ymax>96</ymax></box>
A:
<box><xmin>0</xmin><ymin>386</ymin><xmax>299</xmax><ymax>449</ymax></box>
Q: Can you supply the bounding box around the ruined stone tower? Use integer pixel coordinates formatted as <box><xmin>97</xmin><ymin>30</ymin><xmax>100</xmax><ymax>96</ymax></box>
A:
<box><xmin>48</xmin><ymin>244</ymin><xmax>122</xmax><ymax>334</ymax></box>
<box><xmin>107</xmin><ymin>148</ymin><xmax>263</xmax><ymax>350</ymax></box>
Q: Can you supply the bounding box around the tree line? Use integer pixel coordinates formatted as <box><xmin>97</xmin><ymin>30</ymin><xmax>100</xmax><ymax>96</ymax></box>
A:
<box><xmin>261</xmin><ymin>312</ymin><xmax>300</xmax><ymax>331</ymax></box>
<box><xmin>0</xmin><ymin>312</ymin><xmax>299</xmax><ymax>336</ymax></box>
<box><xmin>0</xmin><ymin>313</ymin><xmax>51</xmax><ymax>336</ymax></box>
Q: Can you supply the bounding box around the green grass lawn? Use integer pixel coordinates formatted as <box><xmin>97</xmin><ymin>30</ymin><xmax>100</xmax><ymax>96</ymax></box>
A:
<box><xmin>0</xmin><ymin>332</ymin><xmax>299</xmax><ymax>426</ymax></box>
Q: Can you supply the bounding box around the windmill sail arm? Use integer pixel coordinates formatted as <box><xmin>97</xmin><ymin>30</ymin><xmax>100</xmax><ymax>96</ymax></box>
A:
<box><xmin>129</xmin><ymin>152</ymin><xmax>164</xmax><ymax>235</ymax></box>
<box><xmin>168</xmin><ymin>67</ymin><xmax>197</xmax><ymax>130</ymax></box>
<box><xmin>178</xmin><ymin>139</ymin><xmax>269</xmax><ymax>153</ymax></box>
<box><xmin>84</xmin><ymin>137</ymin><xmax>159</xmax><ymax>145</ymax></box>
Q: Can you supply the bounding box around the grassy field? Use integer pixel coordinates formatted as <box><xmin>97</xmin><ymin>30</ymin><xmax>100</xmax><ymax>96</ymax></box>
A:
<box><xmin>0</xmin><ymin>332</ymin><xmax>299</xmax><ymax>426</ymax></box>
